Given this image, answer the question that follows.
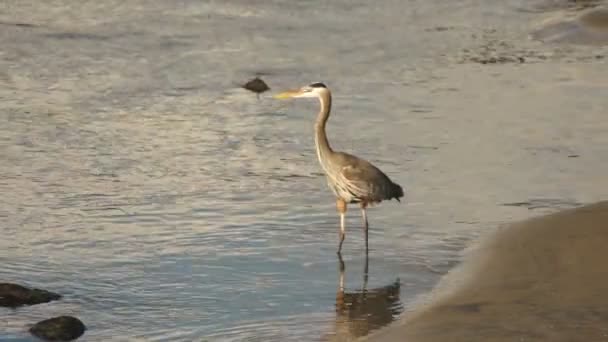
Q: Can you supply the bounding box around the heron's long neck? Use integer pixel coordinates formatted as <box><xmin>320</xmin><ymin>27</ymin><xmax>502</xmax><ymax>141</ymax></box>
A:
<box><xmin>314</xmin><ymin>91</ymin><xmax>334</xmax><ymax>170</ymax></box>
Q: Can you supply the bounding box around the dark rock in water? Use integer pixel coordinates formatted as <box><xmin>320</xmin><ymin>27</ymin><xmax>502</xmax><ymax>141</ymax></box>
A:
<box><xmin>29</xmin><ymin>316</ymin><xmax>86</xmax><ymax>341</ymax></box>
<box><xmin>242</xmin><ymin>77</ymin><xmax>270</xmax><ymax>98</ymax></box>
<box><xmin>0</xmin><ymin>283</ymin><xmax>61</xmax><ymax>307</ymax></box>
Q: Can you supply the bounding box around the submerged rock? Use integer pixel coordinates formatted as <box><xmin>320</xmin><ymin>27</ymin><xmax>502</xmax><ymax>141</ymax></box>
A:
<box><xmin>29</xmin><ymin>316</ymin><xmax>86</xmax><ymax>341</ymax></box>
<box><xmin>531</xmin><ymin>7</ymin><xmax>608</xmax><ymax>45</ymax></box>
<box><xmin>0</xmin><ymin>283</ymin><xmax>61</xmax><ymax>307</ymax></box>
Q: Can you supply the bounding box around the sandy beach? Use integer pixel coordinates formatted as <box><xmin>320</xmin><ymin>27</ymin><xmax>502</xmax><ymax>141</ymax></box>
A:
<box><xmin>368</xmin><ymin>201</ymin><xmax>608</xmax><ymax>341</ymax></box>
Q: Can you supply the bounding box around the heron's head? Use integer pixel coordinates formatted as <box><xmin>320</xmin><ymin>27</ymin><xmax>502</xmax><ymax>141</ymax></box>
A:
<box><xmin>274</xmin><ymin>82</ymin><xmax>329</xmax><ymax>99</ymax></box>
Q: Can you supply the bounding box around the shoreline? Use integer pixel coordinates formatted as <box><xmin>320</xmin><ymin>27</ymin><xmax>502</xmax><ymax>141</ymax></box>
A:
<box><xmin>367</xmin><ymin>201</ymin><xmax>608</xmax><ymax>341</ymax></box>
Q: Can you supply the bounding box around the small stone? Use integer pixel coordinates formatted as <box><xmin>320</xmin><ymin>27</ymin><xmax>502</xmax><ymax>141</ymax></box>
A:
<box><xmin>29</xmin><ymin>316</ymin><xmax>86</xmax><ymax>341</ymax></box>
<box><xmin>0</xmin><ymin>283</ymin><xmax>61</xmax><ymax>307</ymax></box>
<box><xmin>242</xmin><ymin>77</ymin><xmax>270</xmax><ymax>98</ymax></box>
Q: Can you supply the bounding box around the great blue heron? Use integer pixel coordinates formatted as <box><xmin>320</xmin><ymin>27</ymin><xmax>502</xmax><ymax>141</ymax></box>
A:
<box><xmin>274</xmin><ymin>82</ymin><xmax>403</xmax><ymax>254</ymax></box>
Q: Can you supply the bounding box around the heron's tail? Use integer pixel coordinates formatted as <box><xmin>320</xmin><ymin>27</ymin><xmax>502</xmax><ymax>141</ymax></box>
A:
<box><xmin>392</xmin><ymin>182</ymin><xmax>404</xmax><ymax>202</ymax></box>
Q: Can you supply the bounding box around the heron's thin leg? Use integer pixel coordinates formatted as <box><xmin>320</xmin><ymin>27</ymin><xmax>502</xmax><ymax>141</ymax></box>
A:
<box><xmin>360</xmin><ymin>202</ymin><xmax>369</xmax><ymax>253</ymax></box>
<box><xmin>337</xmin><ymin>199</ymin><xmax>347</xmax><ymax>254</ymax></box>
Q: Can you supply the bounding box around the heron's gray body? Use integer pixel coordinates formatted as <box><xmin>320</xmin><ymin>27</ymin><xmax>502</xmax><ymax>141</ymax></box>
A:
<box><xmin>323</xmin><ymin>151</ymin><xmax>403</xmax><ymax>204</ymax></box>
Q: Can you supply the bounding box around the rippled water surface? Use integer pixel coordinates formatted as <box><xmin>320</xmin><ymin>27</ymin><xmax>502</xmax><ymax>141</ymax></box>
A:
<box><xmin>1</xmin><ymin>1</ymin><xmax>607</xmax><ymax>341</ymax></box>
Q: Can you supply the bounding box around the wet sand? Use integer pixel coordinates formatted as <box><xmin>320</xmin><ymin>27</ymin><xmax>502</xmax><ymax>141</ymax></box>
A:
<box><xmin>531</xmin><ymin>6</ymin><xmax>608</xmax><ymax>45</ymax></box>
<box><xmin>368</xmin><ymin>201</ymin><xmax>608</xmax><ymax>341</ymax></box>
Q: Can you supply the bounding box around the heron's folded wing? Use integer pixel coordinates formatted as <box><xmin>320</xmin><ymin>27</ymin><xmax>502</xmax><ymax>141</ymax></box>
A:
<box><xmin>339</xmin><ymin>164</ymin><xmax>377</xmax><ymax>200</ymax></box>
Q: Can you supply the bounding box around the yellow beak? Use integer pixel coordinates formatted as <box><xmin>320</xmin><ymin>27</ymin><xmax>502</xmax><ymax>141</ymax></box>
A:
<box><xmin>273</xmin><ymin>89</ymin><xmax>301</xmax><ymax>99</ymax></box>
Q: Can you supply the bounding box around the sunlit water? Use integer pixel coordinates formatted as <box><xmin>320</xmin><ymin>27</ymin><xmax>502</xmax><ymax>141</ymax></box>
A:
<box><xmin>1</xmin><ymin>1</ymin><xmax>607</xmax><ymax>341</ymax></box>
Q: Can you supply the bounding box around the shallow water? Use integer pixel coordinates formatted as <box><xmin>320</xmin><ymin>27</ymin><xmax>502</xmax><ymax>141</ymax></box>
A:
<box><xmin>1</xmin><ymin>1</ymin><xmax>607</xmax><ymax>341</ymax></box>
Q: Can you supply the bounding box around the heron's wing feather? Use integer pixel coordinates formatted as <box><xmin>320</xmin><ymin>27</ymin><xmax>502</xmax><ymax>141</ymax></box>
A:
<box><xmin>339</xmin><ymin>164</ymin><xmax>383</xmax><ymax>201</ymax></box>
<box><xmin>337</xmin><ymin>154</ymin><xmax>401</xmax><ymax>202</ymax></box>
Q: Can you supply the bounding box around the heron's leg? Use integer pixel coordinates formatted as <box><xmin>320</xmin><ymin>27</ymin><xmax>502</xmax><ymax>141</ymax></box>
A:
<box><xmin>360</xmin><ymin>202</ymin><xmax>369</xmax><ymax>253</ymax></box>
<box><xmin>336</xmin><ymin>199</ymin><xmax>347</xmax><ymax>254</ymax></box>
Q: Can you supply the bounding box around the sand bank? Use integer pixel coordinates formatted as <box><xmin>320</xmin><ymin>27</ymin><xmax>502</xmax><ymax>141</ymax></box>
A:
<box><xmin>368</xmin><ymin>201</ymin><xmax>608</xmax><ymax>341</ymax></box>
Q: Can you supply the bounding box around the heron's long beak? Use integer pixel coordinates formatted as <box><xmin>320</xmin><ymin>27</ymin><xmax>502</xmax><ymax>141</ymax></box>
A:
<box><xmin>273</xmin><ymin>89</ymin><xmax>301</xmax><ymax>99</ymax></box>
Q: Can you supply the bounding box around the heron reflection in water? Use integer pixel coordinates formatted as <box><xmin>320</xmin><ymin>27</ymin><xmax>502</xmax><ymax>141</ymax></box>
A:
<box><xmin>325</xmin><ymin>254</ymin><xmax>402</xmax><ymax>341</ymax></box>
<box><xmin>275</xmin><ymin>83</ymin><xmax>404</xmax><ymax>254</ymax></box>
